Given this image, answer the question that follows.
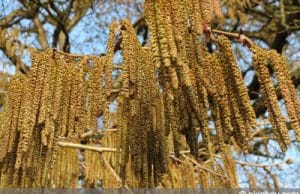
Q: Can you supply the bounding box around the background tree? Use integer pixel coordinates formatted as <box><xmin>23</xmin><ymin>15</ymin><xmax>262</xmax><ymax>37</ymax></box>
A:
<box><xmin>0</xmin><ymin>0</ymin><xmax>300</xmax><ymax>189</ymax></box>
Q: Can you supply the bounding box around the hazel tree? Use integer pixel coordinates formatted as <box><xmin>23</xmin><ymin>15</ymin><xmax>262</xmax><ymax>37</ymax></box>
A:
<box><xmin>0</xmin><ymin>0</ymin><xmax>300</xmax><ymax>189</ymax></box>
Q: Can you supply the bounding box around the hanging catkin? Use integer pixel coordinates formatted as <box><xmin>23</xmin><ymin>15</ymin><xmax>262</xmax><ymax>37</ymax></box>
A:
<box><xmin>188</xmin><ymin>0</ymin><xmax>203</xmax><ymax>35</ymax></box>
<box><xmin>268</xmin><ymin>50</ymin><xmax>300</xmax><ymax>140</ymax></box>
<box><xmin>251</xmin><ymin>45</ymin><xmax>290</xmax><ymax>151</ymax></box>
<box><xmin>103</xmin><ymin>22</ymin><xmax>118</xmax><ymax>129</ymax></box>
<box><xmin>144</xmin><ymin>0</ymin><xmax>163</xmax><ymax>69</ymax></box>
<box><xmin>153</xmin><ymin>0</ymin><xmax>172</xmax><ymax>68</ymax></box>
<box><xmin>0</xmin><ymin>48</ymin><xmax>109</xmax><ymax>188</ymax></box>
<box><xmin>87</xmin><ymin>57</ymin><xmax>105</xmax><ymax>134</ymax></box>
<box><xmin>217</xmin><ymin>35</ymin><xmax>256</xmax><ymax>129</ymax></box>
<box><xmin>200</xmin><ymin>0</ymin><xmax>213</xmax><ymax>24</ymax></box>
<box><xmin>221</xmin><ymin>145</ymin><xmax>239</xmax><ymax>188</ymax></box>
<box><xmin>48</xmin><ymin>147</ymin><xmax>79</xmax><ymax>188</ymax></box>
<box><xmin>84</xmin><ymin>150</ymin><xmax>104</xmax><ymax>188</ymax></box>
<box><xmin>118</xmin><ymin>20</ymin><xmax>167</xmax><ymax>187</ymax></box>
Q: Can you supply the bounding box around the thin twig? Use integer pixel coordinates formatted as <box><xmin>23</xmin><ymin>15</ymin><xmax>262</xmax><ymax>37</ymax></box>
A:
<box><xmin>199</xmin><ymin>152</ymin><xmax>292</xmax><ymax>168</ymax></box>
<box><xmin>102</xmin><ymin>157</ymin><xmax>122</xmax><ymax>183</ymax></box>
<box><xmin>169</xmin><ymin>155</ymin><xmax>186</xmax><ymax>163</ymax></box>
<box><xmin>57</xmin><ymin>142</ymin><xmax>119</xmax><ymax>153</ymax></box>
<box><xmin>235</xmin><ymin>160</ymin><xmax>287</xmax><ymax>168</ymax></box>
<box><xmin>52</xmin><ymin>48</ymin><xmax>98</xmax><ymax>58</ymax></box>
<box><xmin>280</xmin><ymin>0</ymin><xmax>288</xmax><ymax>29</ymax></box>
<box><xmin>80</xmin><ymin>128</ymin><xmax>119</xmax><ymax>138</ymax></box>
<box><xmin>207</xmin><ymin>27</ymin><xmax>255</xmax><ymax>47</ymax></box>
<box><xmin>102</xmin><ymin>157</ymin><xmax>133</xmax><ymax>193</ymax></box>
<box><xmin>181</xmin><ymin>153</ymin><xmax>227</xmax><ymax>178</ymax></box>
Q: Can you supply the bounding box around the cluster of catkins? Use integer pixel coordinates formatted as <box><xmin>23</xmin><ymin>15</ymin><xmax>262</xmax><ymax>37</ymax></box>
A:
<box><xmin>0</xmin><ymin>0</ymin><xmax>299</xmax><ymax>189</ymax></box>
<box><xmin>144</xmin><ymin>0</ymin><xmax>299</xmax><ymax>155</ymax></box>
<box><xmin>0</xmin><ymin>48</ymin><xmax>108</xmax><ymax>187</ymax></box>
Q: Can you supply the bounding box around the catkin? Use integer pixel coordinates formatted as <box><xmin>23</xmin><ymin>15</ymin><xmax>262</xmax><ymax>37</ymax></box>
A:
<box><xmin>251</xmin><ymin>45</ymin><xmax>290</xmax><ymax>151</ymax></box>
<box><xmin>268</xmin><ymin>50</ymin><xmax>300</xmax><ymax>140</ymax></box>
<box><xmin>200</xmin><ymin>0</ymin><xmax>213</xmax><ymax>24</ymax></box>
<box><xmin>217</xmin><ymin>35</ymin><xmax>256</xmax><ymax>129</ymax></box>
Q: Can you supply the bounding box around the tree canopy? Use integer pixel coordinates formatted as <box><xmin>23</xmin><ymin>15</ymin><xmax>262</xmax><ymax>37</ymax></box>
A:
<box><xmin>0</xmin><ymin>0</ymin><xmax>300</xmax><ymax>190</ymax></box>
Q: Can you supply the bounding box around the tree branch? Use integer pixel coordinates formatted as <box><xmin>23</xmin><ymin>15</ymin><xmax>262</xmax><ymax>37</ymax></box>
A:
<box><xmin>33</xmin><ymin>16</ymin><xmax>49</xmax><ymax>49</ymax></box>
<box><xmin>0</xmin><ymin>8</ymin><xmax>30</xmax><ymax>27</ymax></box>
<box><xmin>57</xmin><ymin>141</ymin><xmax>119</xmax><ymax>153</ymax></box>
<box><xmin>181</xmin><ymin>153</ymin><xmax>228</xmax><ymax>178</ymax></box>
<box><xmin>80</xmin><ymin>128</ymin><xmax>119</xmax><ymax>139</ymax></box>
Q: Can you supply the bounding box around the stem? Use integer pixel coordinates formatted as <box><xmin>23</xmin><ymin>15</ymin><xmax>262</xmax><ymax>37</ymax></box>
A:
<box><xmin>102</xmin><ymin>156</ymin><xmax>133</xmax><ymax>193</ymax></box>
<box><xmin>57</xmin><ymin>142</ymin><xmax>119</xmax><ymax>153</ymax></box>
<box><xmin>280</xmin><ymin>0</ymin><xmax>287</xmax><ymax>29</ymax></box>
<box><xmin>102</xmin><ymin>156</ymin><xmax>122</xmax><ymax>183</ymax></box>
<box><xmin>199</xmin><ymin>152</ymin><xmax>291</xmax><ymax>168</ymax></box>
<box><xmin>209</xmin><ymin>28</ymin><xmax>255</xmax><ymax>47</ymax></box>
<box><xmin>181</xmin><ymin>153</ymin><xmax>227</xmax><ymax>178</ymax></box>
<box><xmin>80</xmin><ymin>128</ymin><xmax>119</xmax><ymax>138</ymax></box>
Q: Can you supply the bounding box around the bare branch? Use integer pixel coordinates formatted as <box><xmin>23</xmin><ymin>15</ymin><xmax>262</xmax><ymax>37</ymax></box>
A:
<box><xmin>101</xmin><ymin>157</ymin><xmax>122</xmax><ymax>184</ymax></box>
<box><xmin>33</xmin><ymin>16</ymin><xmax>49</xmax><ymax>49</ymax></box>
<box><xmin>181</xmin><ymin>153</ymin><xmax>228</xmax><ymax>178</ymax></box>
<box><xmin>57</xmin><ymin>141</ymin><xmax>119</xmax><ymax>153</ymax></box>
<box><xmin>80</xmin><ymin>128</ymin><xmax>119</xmax><ymax>139</ymax></box>
<box><xmin>0</xmin><ymin>8</ymin><xmax>29</xmax><ymax>27</ymax></box>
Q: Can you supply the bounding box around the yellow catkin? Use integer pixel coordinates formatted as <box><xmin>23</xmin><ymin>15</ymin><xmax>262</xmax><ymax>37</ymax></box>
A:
<box><xmin>199</xmin><ymin>169</ymin><xmax>210</xmax><ymax>189</ymax></box>
<box><xmin>168</xmin><ymin>0</ymin><xmax>184</xmax><ymax>45</ymax></box>
<box><xmin>189</xmin><ymin>40</ymin><xmax>212</xmax><ymax>153</ymax></box>
<box><xmin>248</xmin><ymin>173</ymin><xmax>257</xmax><ymax>188</ymax></box>
<box><xmin>38</xmin><ymin>49</ymin><xmax>55</xmax><ymax>126</ymax></box>
<box><xmin>119</xmin><ymin>20</ymin><xmax>168</xmax><ymax>187</ymax></box>
<box><xmin>213</xmin><ymin>45</ymin><xmax>249</xmax><ymax>150</ymax></box>
<box><xmin>188</xmin><ymin>0</ymin><xmax>203</xmax><ymax>35</ymax></box>
<box><xmin>0</xmin><ymin>75</ymin><xmax>25</xmax><ymax>188</ymax></box>
<box><xmin>230</xmin><ymin>95</ymin><xmax>250</xmax><ymax>151</ymax></box>
<box><xmin>87</xmin><ymin>57</ymin><xmax>105</xmax><ymax>134</ymax></box>
<box><xmin>0</xmin><ymin>49</ymin><xmax>104</xmax><ymax>187</ymax></box>
<box><xmin>84</xmin><ymin>150</ymin><xmax>104</xmax><ymax>188</ymax></box>
<box><xmin>200</xmin><ymin>0</ymin><xmax>213</xmax><ymax>24</ymax></box>
<box><xmin>66</xmin><ymin>63</ymin><xmax>78</xmax><ymax>137</ymax></box>
<box><xmin>212</xmin><ymin>0</ymin><xmax>223</xmax><ymax>20</ymax></box>
<box><xmin>15</xmin><ymin>50</ymin><xmax>43</xmax><ymax>170</ymax></box>
<box><xmin>211</xmin><ymin>100</ymin><xmax>225</xmax><ymax>151</ymax></box>
<box><xmin>105</xmin><ymin>23</ymin><xmax>118</xmax><ymax>98</ymax></box>
<box><xmin>197</xmin><ymin>86</ymin><xmax>211</xmax><ymax>153</ymax></box>
<box><xmin>48</xmin><ymin>147</ymin><xmax>79</xmax><ymax>188</ymax></box>
<box><xmin>159</xmin><ymin>0</ymin><xmax>178</xmax><ymax>61</ymax></box>
<box><xmin>251</xmin><ymin>45</ymin><xmax>290</xmax><ymax>151</ymax></box>
<box><xmin>144</xmin><ymin>0</ymin><xmax>163</xmax><ymax>69</ymax></box>
<box><xmin>8</xmin><ymin>75</ymin><xmax>25</xmax><ymax>153</ymax></box>
<box><xmin>153</xmin><ymin>0</ymin><xmax>172</xmax><ymax>68</ymax></box>
<box><xmin>103</xmin><ymin>22</ymin><xmax>118</xmax><ymax>130</ymax></box>
<box><xmin>211</xmin><ymin>53</ymin><xmax>233</xmax><ymax>135</ymax></box>
<box><xmin>268</xmin><ymin>50</ymin><xmax>300</xmax><ymax>140</ymax></box>
<box><xmin>73</xmin><ymin>58</ymin><xmax>88</xmax><ymax>136</ymax></box>
<box><xmin>221</xmin><ymin>145</ymin><xmax>239</xmax><ymax>188</ymax></box>
<box><xmin>52</xmin><ymin>54</ymin><xmax>64</xmax><ymax>121</ymax></box>
<box><xmin>218</xmin><ymin>36</ymin><xmax>256</xmax><ymax>129</ymax></box>
<box><xmin>58</xmin><ymin>56</ymin><xmax>73</xmax><ymax>137</ymax></box>
<box><xmin>194</xmin><ymin>40</ymin><xmax>234</xmax><ymax>141</ymax></box>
